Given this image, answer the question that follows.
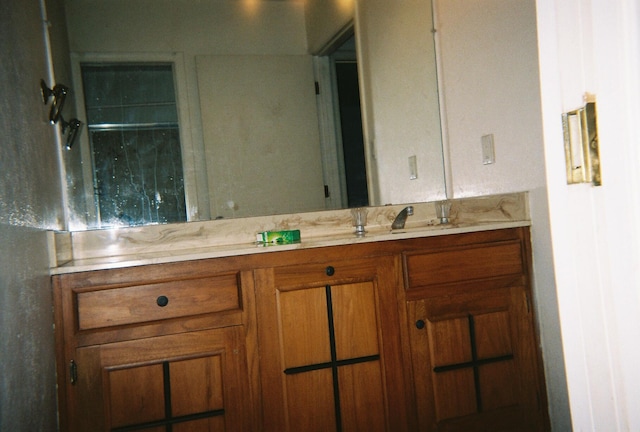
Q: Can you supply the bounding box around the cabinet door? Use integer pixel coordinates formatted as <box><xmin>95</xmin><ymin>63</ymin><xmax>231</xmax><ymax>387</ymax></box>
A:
<box><xmin>67</xmin><ymin>326</ymin><xmax>252</xmax><ymax>432</ymax></box>
<box><xmin>255</xmin><ymin>255</ymin><xmax>409</xmax><ymax>432</ymax></box>
<box><xmin>408</xmin><ymin>286</ymin><xmax>545</xmax><ymax>432</ymax></box>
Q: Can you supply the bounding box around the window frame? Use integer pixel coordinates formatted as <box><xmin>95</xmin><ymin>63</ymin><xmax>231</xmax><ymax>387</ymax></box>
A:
<box><xmin>70</xmin><ymin>52</ymin><xmax>201</xmax><ymax>228</ymax></box>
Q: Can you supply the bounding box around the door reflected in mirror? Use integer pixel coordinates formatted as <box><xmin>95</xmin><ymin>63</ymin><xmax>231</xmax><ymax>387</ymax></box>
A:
<box><xmin>332</xmin><ymin>35</ymin><xmax>369</xmax><ymax>208</ymax></box>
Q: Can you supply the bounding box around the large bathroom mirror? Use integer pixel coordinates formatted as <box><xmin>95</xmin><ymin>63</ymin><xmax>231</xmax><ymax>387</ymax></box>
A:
<box><xmin>57</xmin><ymin>0</ymin><xmax>445</xmax><ymax>230</ymax></box>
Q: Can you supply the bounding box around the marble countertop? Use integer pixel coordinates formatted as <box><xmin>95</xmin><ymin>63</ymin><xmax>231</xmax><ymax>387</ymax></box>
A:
<box><xmin>50</xmin><ymin>220</ymin><xmax>530</xmax><ymax>275</ymax></box>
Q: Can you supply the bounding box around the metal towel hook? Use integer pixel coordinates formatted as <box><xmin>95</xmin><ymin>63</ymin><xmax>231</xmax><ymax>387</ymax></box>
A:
<box><xmin>41</xmin><ymin>79</ymin><xmax>83</xmax><ymax>149</ymax></box>
<box><xmin>40</xmin><ymin>79</ymin><xmax>69</xmax><ymax>124</ymax></box>
<box><xmin>60</xmin><ymin>116</ymin><xmax>83</xmax><ymax>150</ymax></box>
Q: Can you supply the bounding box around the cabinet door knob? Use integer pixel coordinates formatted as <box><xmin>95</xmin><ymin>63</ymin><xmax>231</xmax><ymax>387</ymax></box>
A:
<box><xmin>156</xmin><ymin>295</ymin><xmax>169</xmax><ymax>307</ymax></box>
<box><xmin>415</xmin><ymin>319</ymin><xmax>426</xmax><ymax>330</ymax></box>
<box><xmin>325</xmin><ymin>266</ymin><xmax>335</xmax><ymax>276</ymax></box>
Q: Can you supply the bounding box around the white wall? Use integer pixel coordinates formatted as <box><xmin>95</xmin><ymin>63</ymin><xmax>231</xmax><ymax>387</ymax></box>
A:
<box><xmin>305</xmin><ymin>0</ymin><xmax>354</xmax><ymax>54</ymax></box>
<box><xmin>536</xmin><ymin>0</ymin><xmax>640</xmax><ymax>429</ymax></box>
<box><xmin>436</xmin><ymin>0</ymin><xmax>545</xmax><ymax>198</ymax></box>
<box><xmin>65</xmin><ymin>0</ymin><xmax>308</xmax><ymax>55</ymax></box>
<box><xmin>196</xmin><ymin>55</ymin><xmax>325</xmax><ymax>218</ymax></box>
<box><xmin>355</xmin><ymin>0</ymin><xmax>445</xmax><ymax>206</ymax></box>
<box><xmin>0</xmin><ymin>1</ymin><xmax>65</xmax><ymax>430</ymax></box>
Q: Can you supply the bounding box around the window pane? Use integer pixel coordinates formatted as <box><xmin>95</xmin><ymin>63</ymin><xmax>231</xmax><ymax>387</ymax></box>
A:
<box><xmin>83</xmin><ymin>64</ymin><xmax>178</xmax><ymax>126</ymax></box>
<box><xmin>91</xmin><ymin>127</ymin><xmax>186</xmax><ymax>226</ymax></box>
<box><xmin>82</xmin><ymin>64</ymin><xmax>187</xmax><ymax>227</ymax></box>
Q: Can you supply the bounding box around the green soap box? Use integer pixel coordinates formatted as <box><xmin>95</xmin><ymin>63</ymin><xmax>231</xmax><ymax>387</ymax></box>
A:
<box><xmin>257</xmin><ymin>229</ymin><xmax>301</xmax><ymax>245</ymax></box>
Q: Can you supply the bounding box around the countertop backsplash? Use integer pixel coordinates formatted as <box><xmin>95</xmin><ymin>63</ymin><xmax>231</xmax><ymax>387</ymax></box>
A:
<box><xmin>49</xmin><ymin>192</ymin><xmax>529</xmax><ymax>273</ymax></box>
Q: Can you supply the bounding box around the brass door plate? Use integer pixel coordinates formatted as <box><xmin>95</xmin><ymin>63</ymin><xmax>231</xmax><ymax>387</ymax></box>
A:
<box><xmin>562</xmin><ymin>101</ymin><xmax>601</xmax><ymax>185</ymax></box>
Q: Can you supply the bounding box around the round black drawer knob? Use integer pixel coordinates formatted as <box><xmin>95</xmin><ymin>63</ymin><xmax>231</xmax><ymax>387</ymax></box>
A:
<box><xmin>415</xmin><ymin>319</ymin><xmax>426</xmax><ymax>330</ymax></box>
<box><xmin>156</xmin><ymin>295</ymin><xmax>169</xmax><ymax>307</ymax></box>
<box><xmin>325</xmin><ymin>266</ymin><xmax>335</xmax><ymax>276</ymax></box>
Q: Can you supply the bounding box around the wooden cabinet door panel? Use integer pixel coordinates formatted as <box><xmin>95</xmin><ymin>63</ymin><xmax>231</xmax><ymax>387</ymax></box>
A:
<box><xmin>67</xmin><ymin>327</ymin><xmax>250</xmax><ymax>432</ymax></box>
<box><xmin>170</xmin><ymin>356</ymin><xmax>225</xmax><ymax>417</ymax></box>
<box><xmin>107</xmin><ymin>363</ymin><xmax>166</xmax><ymax>428</ymax></box>
<box><xmin>278</xmin><ymin>282</ymin><xmax>385</xmax><ymax>431</ymax></box>
<box><xmin>408</xmin><ymin>286</ymin><xmax>544</xmax><ymax>432</ymax></box>
<box><xmin>255</xmin><ymin>255</ymin><xmax>409</xmax><ymax>432</ymax></box>
<box><xmin>278</xmin><ymin>283</ymin><xmax>387</xmax><ymax>431</ymax></box>
<box><xmin>332</xmin><ymin>282</ymin><xmax>381</xmax><ymax>359</ymax></box>
<box><xmin>285</xmin><ymin>369</ymin><xmax>336</xmax><ymax>431</ymax></box>
<box><xmin>338</xmin><ymin>360</ymin><xmax>387</xmax><ymax>432</ymax></box>
<box><xmin>173</xmin><ymin>418</ymin><xmax>226</xmax><ymax>432</ymax></box>
<box><xmin>279</xmin><ymin>287</ymin><xmax>332</xmax><ymax>368</ymax></box>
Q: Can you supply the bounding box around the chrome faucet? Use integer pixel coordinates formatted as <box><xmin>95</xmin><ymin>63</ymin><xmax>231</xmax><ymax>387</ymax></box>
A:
<box><xmin>391</xmin><ymin>206</ymin><xmax>414</xmax><ymax>230</ymax></box>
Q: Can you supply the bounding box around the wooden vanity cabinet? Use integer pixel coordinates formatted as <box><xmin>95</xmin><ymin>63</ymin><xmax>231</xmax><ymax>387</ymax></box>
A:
<box><xmin>52</xmin><ymin>227</ymin><xmax>548</xmax><ymax>432</ymax></box>
<box><xmin>400</xmin><ymin>228</ymin><xmax>549</xmax><ymax>431</ymax></box>
<box><xmin>52</xmin><ymin>258</ymin><xmax>258</xmax><ymax>432</ymax></box>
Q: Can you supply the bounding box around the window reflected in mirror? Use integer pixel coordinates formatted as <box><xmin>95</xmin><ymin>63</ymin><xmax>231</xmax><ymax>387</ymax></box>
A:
<box><xmin>81</xmin><ymin>64</ymin><xmax>187</xmax><ymax>227</ymax></box>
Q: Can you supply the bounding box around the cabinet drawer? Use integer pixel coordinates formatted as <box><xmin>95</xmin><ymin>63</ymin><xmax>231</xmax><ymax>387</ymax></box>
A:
<box><xmin>76</xmin><ymin>273</ymin><xmax>241</xmax><ymax>330</ymax></box>
<box><xmin>404</xmin><ymin>240</ymin><xmax>524</xmax><ymax>291</ymax></box>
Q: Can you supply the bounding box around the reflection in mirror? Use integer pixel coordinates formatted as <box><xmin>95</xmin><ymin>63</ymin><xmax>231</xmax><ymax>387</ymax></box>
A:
<box><xmin>313</xmin><ymin>30</ymin><xmax>368</xmax><ymax>212</ymax></box>
<box><xmin>60</xmin><ymin>0</ymin><xmax>445</xmax><ymax>230</ymax></box>
<box><xmin>81</xmin><ymin>64</ymin><xmax>187</xmax><ymax>227</ymax></box>
<box><xmin>332</xmin><ymin>35</ymin><xmax>369</xmax><ymax>208</ymax></box>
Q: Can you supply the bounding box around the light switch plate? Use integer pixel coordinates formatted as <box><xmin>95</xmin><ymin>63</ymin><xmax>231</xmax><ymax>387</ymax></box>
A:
<box><xmin>408</xmin><ymin>155</ymin><xmax>418</xmax><ymax>180</ymax></box>
<box><xmin>482</xmin><ymin>134</ymin><xmax>495</xmax><ymax>165</ymax></box>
